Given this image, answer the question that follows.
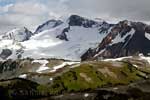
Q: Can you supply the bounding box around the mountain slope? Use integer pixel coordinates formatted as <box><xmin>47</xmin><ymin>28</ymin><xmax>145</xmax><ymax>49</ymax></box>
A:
<box><xmin>81</xmin><ymin>20</ymin><xmax>150</xmax><ymax>61</ymax></box>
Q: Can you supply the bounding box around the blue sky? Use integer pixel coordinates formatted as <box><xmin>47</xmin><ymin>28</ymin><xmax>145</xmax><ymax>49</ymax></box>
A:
<box><xmin>0</xmin><ymin>0</ymin><xmax>15</xmax><ymax>6</ymax></box>
<box><xmin>0</xmin><ymin>0</ymin><xmax>149</xmax><ymax>33</ymax></box>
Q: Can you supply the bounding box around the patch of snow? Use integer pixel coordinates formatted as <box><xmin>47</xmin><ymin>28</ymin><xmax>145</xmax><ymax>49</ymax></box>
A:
<box><xmin>145</xmin><ymin>32</ymin><xmax>150</xmax><ymax>40</ymax></box>
<box><xmin>127</xmin><ymin>21</ymin><xmax>132</xmax><ymax>26</ymax></box>
<box><xmin>133</xmin><ymin>64</ymin><xmax>138</xmax><ymax>68</ymax></box>
<box><xmin>110</xmin><ymin>28</ymin><xmax>135</xmax><ymax>45</ymax></box>
<box><xmin>70</xmin><ymin>63</ymin><xmax>81</xmax><ymax>68</ymax></box>
<box><xmin>139</xmin><ymin>55</ymin><xmax>150</xmax><ymax>64</ymax></box>
<box><xmin>36</xmin><ymin>66</ymin><xmax>49</xmax><ymax>73</ymax></box>
<box><xmin>49</xmin><ymin>78</ymin><xmax>53</xmax><ymax>81</ymax></box>
<box><xmin>84</xmin><ymin>93</ymin><xmax>89</xmax><ymax>97</ymax></box>
<box><xmin>32</xmin><ymin>60</ymin><xmax>49</xmax><ymax>73</ymax></box>
<box><xmin>103</xmin><ymin>56</ymin><xmax>132</xmax><ymax>61</ymax></box>
<box><xmin>19</xmin><ymin>74</ymin><xmax>27</xmax><ymax>79</ymax></box>
<box><xmin>94</xmin><ymin>49</ymin><xmax>106</xmax><ymax>58</ymax></box>
<box><xmin>50</xmin><ymin>61</ymin><xmax>80</xmax><ymax>72</ymax></box>
<box><xmin>113</xmin><ymin>87</ymin><xmax>118</xmax><ymax>90</ymax></box>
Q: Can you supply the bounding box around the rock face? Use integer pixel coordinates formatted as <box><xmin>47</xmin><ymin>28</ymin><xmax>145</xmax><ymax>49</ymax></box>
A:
<box><xmin>68</xmin><ymin>15</ymin><xmax>98</xmax><ymax>28</ymax></box>
<box><xmin>2</xmin><ymin>27</ymin><xmax>33</xmax><ymax>42</ymax></box>
<box><xmin>81</xmin><ymin>20</ymin><xmax>150</xmax><ymax>61</ymax></box>
<box><xmin>0</xmin><ymin>49</ymin><xmax>12</xmax><ymax>59</ymax></box>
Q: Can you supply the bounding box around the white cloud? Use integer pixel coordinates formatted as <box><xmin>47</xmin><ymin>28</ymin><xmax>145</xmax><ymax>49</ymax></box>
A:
<box><xmin>0</xmin><ymin>0</ymin><xmax>73</xmax><ymax>33</ymax></box>
<box><xmin>0</xmin><ymin>4</ymin><xmax>13</xmax><ymax>13</ymax></box>
<box><xmin>0</xmin><ymin>0</ymin><xmax>150</xmax><ymax>33</ymax></box>
<box><xmin>0</xmin><ymin>1</ymin><xmax>50</xmax><ymax>33</ymax></box>
<box><xmin>10</xmin><ymin>2</ymin><xmax>48</xmax><ymax>15</ymax></box>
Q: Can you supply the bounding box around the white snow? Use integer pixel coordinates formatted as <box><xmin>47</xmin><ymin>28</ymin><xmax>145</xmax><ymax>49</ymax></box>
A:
<box><xmin>113</xmin><ymin>87</ymin><xmax>118</xmax><ymax>90</ymax></box>
<box><xmin>103</xmin><ymin>56</ymin><xmax>132</xmax><ymax>61</ymax></box>
<box><xmin>139</xmin><ymin>54</ymin><xmax>150</xmax><ymax>64</ymax></box>
<box><xmin>145</xmin><ymin>32</ymin><xmax>150</xmax><ymax>40</ymax></box>
<box><xmin>110</xmin><ymin>28</ymin><xmax>135</xmax><ymax>45</ymax></box>
<box><xmin>84</xmin><ymin>93</ymin><xmax>89</xmax><ymax>97</ymax></box>
<box><xmin>32</xmin><ymin>60</ymin><xmax>49</xmax><ymax>73</ymax></box>
<box><xmin>50</xmin><ymin>61</ymin><xmax>80</xmax><ymax>72</ymax></box>
<box><xmin>133</xmin><ymin>64</ymin><xmax>138</xmax><ymax>68</ymax></box>
<box><xmin>103</xmin><ymin>54</ymin><xmax>150</xmax><ymax>64</ymax></box>
<box><xmin>19</xmin><ymin>74</ymin><xmax>27</xmax><ymax>79</ymax></box>
<box><xmin>49</xmin><ymin>78</ymin><xmax>53</xmax><ymax>81</ymax></box>
<box><xmin>94</xmin><ymin>49</ymin><xmax>106</xmax><ymax>58</ymax></box>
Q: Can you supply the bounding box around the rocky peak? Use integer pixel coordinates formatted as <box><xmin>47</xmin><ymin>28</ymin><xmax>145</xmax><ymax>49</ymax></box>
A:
<box><xmin>68</xmin><ymin>15</ymin><xmax>98</xmax><ymax>28</ymax></box>
<box><xmin>56</xmin><ymin>15</ymin><xmax>109</xmax><ymax>41</ymax></box>
<box><xmin>2</xmin><ymin>27</ymin><xmax>33</xmax><ymax>42</ymax></box>
<box><xmin>34</xmin><ymin>19</ymin><xmax>63</xmax><ymax>34</ymax></box>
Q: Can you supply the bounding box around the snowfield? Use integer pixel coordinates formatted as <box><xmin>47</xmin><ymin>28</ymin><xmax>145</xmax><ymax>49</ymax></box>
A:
<box><xmin>21</xmin><ymin>26</ymin><xmax>106</xmax><ymax>61</ymax></box>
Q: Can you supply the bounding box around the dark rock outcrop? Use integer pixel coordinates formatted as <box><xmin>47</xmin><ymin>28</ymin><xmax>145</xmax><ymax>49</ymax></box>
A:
<box><xmin>0</xmin><ymin>49</ymin><xmax>12</xmax><ymax>59</ymax></box>
<box><xmin>68</xmin><ymin>15</ymin><xmax>97</xmax><ymax>28</ymax></box>
<box><xmin>56</xmin><ymin>27</ymin><xmax>69</xmax><ymax>41</ymax></box>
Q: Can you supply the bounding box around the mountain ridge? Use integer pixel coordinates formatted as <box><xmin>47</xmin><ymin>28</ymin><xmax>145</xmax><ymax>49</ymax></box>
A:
<box><xmin>81</xmin><ymin>20</ymin><xmax>150</xmax><ymax>61</ymax></box>
<box><xmin>0</xmin><ymin>15</ymin><xmax>149</xmax><ymax>61</ymax></box>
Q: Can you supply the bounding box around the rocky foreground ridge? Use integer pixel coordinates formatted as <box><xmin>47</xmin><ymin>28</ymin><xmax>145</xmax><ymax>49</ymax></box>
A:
<box><xmin>0</xmin><ymin>57</ymin><xmax>150</xmax><ymax>100</ymax></box>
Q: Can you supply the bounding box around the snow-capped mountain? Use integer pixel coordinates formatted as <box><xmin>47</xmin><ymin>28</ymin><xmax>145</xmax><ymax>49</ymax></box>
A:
<box><xmin>1</xmin><ymin>27</ymin><xmax>33</xmax><ymax>42</ymax></box>
<box><xmin>81</xmin><ymin>20</ymin><xmax>150</xmax><ymax>61</ymax></box>
<box><xmin>0</xmin><ymin>15</ymin><xmax>150</xmax><ymax>61</ymax></box>
<box><xmin>0</xmin><ymin>15</ymin><xmax>111</xmax><ymax>61</ymax></box>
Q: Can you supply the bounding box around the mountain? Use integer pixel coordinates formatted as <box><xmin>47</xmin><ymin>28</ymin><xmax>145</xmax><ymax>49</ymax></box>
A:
<box><xmin>0</xmin><ymin>15</ymin><xmax>111</xmax><ymax>61</ymax></box>
<box><xmin>81</xmin><ymin>20</ymin><xmax>150</xmax><ymax>61</ymax></box>
<box><xmin>1</xmin><ymin>15</ymin><xmax>150</xmax><ymax>99</ymax></box>
<box><xmin>0</xmin><ymin>15</ymin><xmax>150</xmax><ymax>61</ymax></box>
